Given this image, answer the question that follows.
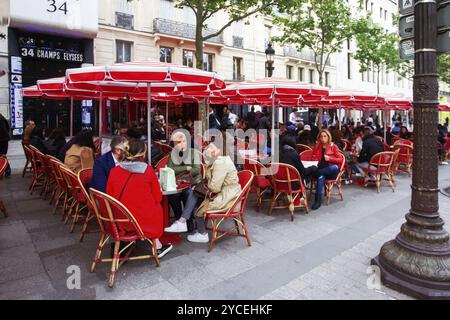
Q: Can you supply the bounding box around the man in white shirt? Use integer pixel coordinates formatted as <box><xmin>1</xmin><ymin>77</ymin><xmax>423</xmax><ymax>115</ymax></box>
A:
<box><xmin>289</xmin><ymin>108</ymin><xmax>303</xmax><ymax>126</ymax></box>
<box><xmin>228</xmin><ymin>110</ymin><xmax>239</xmax><ymax>126</ymax></box>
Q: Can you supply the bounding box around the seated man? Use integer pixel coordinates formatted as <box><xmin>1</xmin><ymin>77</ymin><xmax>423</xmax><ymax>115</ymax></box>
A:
<box><xmin>90</xmin><ymin>136</ymin><xmax>128</xmax><ymax>193</ymax></box>
<box><xmin>355</xmin><ymin>127</ymin><xmax>384</xmax><ymax>180</ymax></box>
<box><xmin>164</xmin><ymin>131</ymin><xmax>202</xmax><ymax>233</ymax></box>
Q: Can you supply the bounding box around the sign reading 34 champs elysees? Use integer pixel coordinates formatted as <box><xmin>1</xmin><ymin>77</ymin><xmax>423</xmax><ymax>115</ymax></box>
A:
<box><xmin>9</xmin><ymin>0</ymin><xmax>98</xmax><ymax>38</ymax></box>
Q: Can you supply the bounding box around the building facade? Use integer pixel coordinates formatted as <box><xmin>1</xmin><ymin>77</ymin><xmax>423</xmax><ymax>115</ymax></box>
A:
<box><xmin>0</xmin><ymin>0</ymin><xmax>429</xmax><ymax>138</ymax></box>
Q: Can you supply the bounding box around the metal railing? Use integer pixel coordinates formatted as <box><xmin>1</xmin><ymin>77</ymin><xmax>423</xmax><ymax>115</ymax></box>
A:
<box><xmin>283</xmin><ymin>45</ymin><xmax>331</xmax><ymax>66</ymax></box>
<box><xmin>153</xmin><ymin>18</ymin><xmax>224</xmax><ymax>44</ymax></box>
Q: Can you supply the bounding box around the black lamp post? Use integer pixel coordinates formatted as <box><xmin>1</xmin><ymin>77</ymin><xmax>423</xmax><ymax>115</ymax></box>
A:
<box><xmin>265</xmin><ymin>43</ymin><xmax>275</xmax><ymax>78</ymax></box>
<box><xmin>371</xmin><ymin>0</ymin><xmax>450</xmax><ymax>299</ymax></box>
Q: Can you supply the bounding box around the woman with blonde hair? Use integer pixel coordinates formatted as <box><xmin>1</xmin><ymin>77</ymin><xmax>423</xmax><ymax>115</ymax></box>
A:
<box><xmin>310</xmin><ymin>129</ymin><xmax>343</xmax><ymax>210</ymax></box>
<box><xmin>106</xmin><ymin>139</ymin><xmax>173</xmax><ymax>258</ymax></box>
<box><xmin>188</xmin><ymin>135</ymin><xmax>241</xmax><ymax>243</ymax></box>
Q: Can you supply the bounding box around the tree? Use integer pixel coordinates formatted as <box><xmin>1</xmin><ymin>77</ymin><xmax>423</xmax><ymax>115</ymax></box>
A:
<box><xmin>438</xmin><ymin>54</ymin><xmax>450</xmax><ymax>86</ymax></box>
<box><xmin>351</xmin><ymin>17</ymin><xmax>411</xmax><ymax>95</ymax></box>
<box><xmin>174</xmin><ymin>0</ymin><xmax>278</xmax><ymax>70</ymax></box>
<box><xmin>273</xmin><ymin>0</ymin><xmax>355</xmax><ymax>128</ymax></box>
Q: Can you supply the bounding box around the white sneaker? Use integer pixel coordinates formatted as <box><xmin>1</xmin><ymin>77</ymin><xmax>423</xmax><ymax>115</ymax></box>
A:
<box><xmin>440</xmin><ymin>161</ymin><xmax>449</xmax><ymax>165</ymax></box>
<box><xmin>164</xmin><ymin>221</ymin><xmax>188</xmax><ymax>233</ymax></box>
<box><xmin>354</xmin><ymin>173</ymin><xmax>363</xmax><ymax>178</ymax></box>
<box><xmin>187</xmin><ymin>232</ymin><xmax>209</xmax><ymax>243</ymax></box>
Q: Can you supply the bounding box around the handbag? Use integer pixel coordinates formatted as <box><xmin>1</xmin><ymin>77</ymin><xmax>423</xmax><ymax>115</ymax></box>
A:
<box><xmin>193</xmin><ymin>182</ymin><xmax>218</xmax><ymax>200</ymax></box>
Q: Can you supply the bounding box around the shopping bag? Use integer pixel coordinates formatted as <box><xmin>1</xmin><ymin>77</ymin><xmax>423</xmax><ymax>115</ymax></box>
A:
<box><xmin>160</xmin><ymin>167</ymin><xmax>177</xmax><ymax>192</ymax></box>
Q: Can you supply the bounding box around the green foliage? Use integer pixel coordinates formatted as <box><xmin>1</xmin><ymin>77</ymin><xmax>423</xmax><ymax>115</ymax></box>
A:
<box><xmin>351</xmin><ymin>17</ymin><xmax>411</xmax><ymax>91</ymax></box>
<box><xmin>272</xmin><ymin>0</ymin><xmax>354</xmax><ymax>85</ymax></box>
<box><xmin>175</xmin><ymin>0</ymin><xmax>277</xmax><ymax>41</ymax></box>
<box><xmin>438</xmin><ymin>54</ymin><xmax>450</xmax><ymax>85</ymax></box>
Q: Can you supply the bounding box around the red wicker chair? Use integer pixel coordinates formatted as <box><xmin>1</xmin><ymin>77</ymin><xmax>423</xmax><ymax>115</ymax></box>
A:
<box><xmin>392</xmin><ymin>143</ymin><xmax>413</xmax><ymax>176</ymax></box>
<box><xmin>60</xmin><ymin>166</ymin><xmax>90</xmax><ymax>233</ymax></box>
<box><xmin>268</xmin><ymin>163</ymin><xmax>309</xmax><ymax>221</ymax></box>
<box><xmin>341</xmin><ymin>139</ymin><xmax>352</xmax><ymax>152</ymax></box>
<box><xmin>0</xmin><ymin>156</ymin><xmax>8</xmax><ymax>217</ymax></box>
<box><xmin>324</xmin><ymin>152</ymin><xmax>346</xmax><ymax>205</ymax></box>
<box><xmin>155</xmin><ymin>155</ymin><xmax>169</xmax><ymax>172</ymax></box>
<box><xmin>362</xmin><ymin>151</ymin><xmax>397</xmax><ymax>193</ymax></box>
<box><xmin>296</xmin><ymin>144</ymin><xmax>312</xmax><ymax>154</ymax></box>
<box><xmin>243</xmin><ymin>158</ymin><xmax>272</xmax><ymax>211</ymax></box>
<box><xmin>78</xmin><ymin>168</ymin><xmax>95</xmax><ymax>242</ymax></box>
<box><xmin>21</xmin><ymin>141</ymin><xmax>33</xmax><ymax>178</ymax></box>
<box><xmin>89</xmin><ymin>188</ymin><xmax>160</xmax><ymax>288</ymax></box>
<box><xmin>205</xmin><ymin>170</ymin><xmax>254</xmax><ymax>252</ymax></box>
<box><xmin>27</xmin><ymin>145</ymin><xmax>45</xmax><ymax>195</ymax></box>
<box><xmin>50</xmin><ymin>159</ymin><xmax>70</xmax><ymax>217</ymax></box>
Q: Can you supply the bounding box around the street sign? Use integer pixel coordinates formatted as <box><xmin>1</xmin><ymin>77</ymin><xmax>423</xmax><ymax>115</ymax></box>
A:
<box><xmin>399</xmin><ymin>14</ymin><xmax>415</xmax><ymax>38</ymax></box>
<box><xmin>11</xmin><ymin>75</ymin><xmax>22</xmax><ymax>83</ymax></box>
<box><xmin>400</xmin><ymin>0</ymin><xmax>415</xmax><ymax>15</ymax></box>
<box><xmin>438</xmin><ymin>1</ymin><xmax>450</xmax><ymax>30</ymax></box>
<box><xmin>438</xmin><ymin>28</ymin><xmax>450</xmax><ymax>52</ymax></box>
<box><xmin>400</xmin><ymin>38</ymin><xmax>415</xmax><ymax>60</ymax></box>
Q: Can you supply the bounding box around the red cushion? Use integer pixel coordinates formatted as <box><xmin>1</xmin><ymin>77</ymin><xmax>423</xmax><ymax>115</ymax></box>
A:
<box><xmin>253</xmin><ymin>176</ymin><xmax>271</xmax><ymax>188</ymax></box>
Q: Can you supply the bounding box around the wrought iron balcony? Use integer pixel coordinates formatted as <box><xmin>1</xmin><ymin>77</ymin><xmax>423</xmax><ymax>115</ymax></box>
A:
<box><xmin>232</xmin><ymin>36</ymin><xmax>244</xmax><ymax>49</ymax></box>
<box><xmin>153</xmin><ymin>18</ymin><xmax>224</xmax><ymax>44</ymax></box>
<box><xmin>283</xmin><ymin>45</ymin><xmax>331</xmax><ymax>66</ymax></box>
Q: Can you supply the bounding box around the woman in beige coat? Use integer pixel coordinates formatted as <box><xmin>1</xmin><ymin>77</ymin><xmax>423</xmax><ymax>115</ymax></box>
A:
<box><xmin>188</xmin><ymin>137</ymin><xmax>241</xmax><ymax>243</ymax></box>
<box><xmin>64</xmin><ymin>131</ymin><xmax>95</xmax><ymax>174</ymax></box>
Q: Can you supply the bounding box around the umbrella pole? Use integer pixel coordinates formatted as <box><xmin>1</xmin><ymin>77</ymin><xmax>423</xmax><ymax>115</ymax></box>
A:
<box><xmin>147</xmin><ymin>83</ymin><xmax>152</xmax><ymax>164</ymax></box>
<box><xmin>271</xmin><ymin>95</ymin><xmax>275</xmax><ymax>157</ymax></box>
<box><xmin>384</xmin><ymin>109</ymin><xmax>387</xmax><ymax>142</ymax></box>
<box><xmin>339</xmin><ymin>102</ymin><xmax>342</xmax><ymax>131</ymax></box>
<box><xmin>99</xmin><ymin>92</ymin><xmax>103</xmax><ymax>146</ymax></box>
<box><xmin>70</xmin><ymin>97</ymin><xmax>74</xmax><ymax>137</ymax></box>
<box><xmin>166</xmin><ymin>101</ymin><xmax>169</xmax><ymax>141</ymax></box>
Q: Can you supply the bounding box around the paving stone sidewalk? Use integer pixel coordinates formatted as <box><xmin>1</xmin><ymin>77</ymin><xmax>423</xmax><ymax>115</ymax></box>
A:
<box><xmin>0</xmin><ymin>144</ymin><xmax>449</xmax><ymax>300</ymax></box>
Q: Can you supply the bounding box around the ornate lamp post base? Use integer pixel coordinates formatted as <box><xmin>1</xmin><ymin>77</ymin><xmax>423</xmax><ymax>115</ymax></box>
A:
<box><xmin>372</xmin><ymin>218</ymin><xmax>450</xmax><ymax>299</ymax></box>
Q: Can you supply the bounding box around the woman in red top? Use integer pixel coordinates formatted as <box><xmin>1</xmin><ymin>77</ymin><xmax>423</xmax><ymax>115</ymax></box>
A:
<box><xmin>310</xmin><ymin>129</ymin><xmax>343</xmax><ymax>210</ymax></box>
<box><xmin>106</xmin><ymin>139</ymin><xmax>172</xmax><ymax>258</ymax></box>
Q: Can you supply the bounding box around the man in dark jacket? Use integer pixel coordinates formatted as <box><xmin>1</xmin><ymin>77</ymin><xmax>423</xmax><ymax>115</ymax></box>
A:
<box><xmin>90</xmin><ymin>136</ymin><xmax>128</xmax><ymax>193</ymax></box>
<box><xmin>257</xmin><ymin>109</ymin><xmax>271</xmax><ymax>131</ymax></box>
<box><xmin>356</xmin><ymin>127</ymin><xmax>384</xmax><ymax>177</ymax></box>
<box><xmin>208</xmin><ymin>107</ymin><xmax>221</xmax><ymax>130</ymax></box>
<box><xmin>246</xmin><ymin>106</ymin><xmax>256</xmax><ymax>129</ymax></box>
<box><xmin>0</xmin><ymin>113</ymin><xmax>11</xmax><ymax>176</ymax></box>
<box><xmin>220</xmin><ymin>106</ymin><xmax>233</xmax><ymax>131</ymax></box>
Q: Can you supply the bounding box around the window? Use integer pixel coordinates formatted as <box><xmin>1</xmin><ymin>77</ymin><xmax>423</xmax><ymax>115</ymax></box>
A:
<box><xmin>116</xmin><ymin>40</ymin><xmax>132</xmax><ymax>63</ymax></box>
<box><xmin>362</xmin><ymin>71</ymin><xmax>365</xmax><ymax>82</ymax></box>
<box><xmin>298</xmin><ymin>67</ymin><xmax>304</xmax><ymax>82</ymax></box>
<box><xmin>347</xmin><ymin>39</ymin><xmax>351</xmax><ymax>50</ymax></box>
<box><xmin>286</xmin><ymin>65</ymin><xmax>293</xmax><ymax>79</ymax></box>
<box><xmin>325</xmin><ymin>72</ymin><xmax>330</xmax><ymax>87</ymax></box>
<box><xmin>386</xmin><ymin>70</ymin><xmax>390</xmax><ymax>85</ymax></box>
<box><xmin>347</xmin><ymin>53</ymin><xmax>352</xmax><ymax>79</ymax></box>
<box><xmin>380</xmin><ymin>8</ymin><xmax>383</xmax><ymax>19</ymax></box>
<box><xmin>370</xmin><ymin>2</ymin><xmax>374</xmax><ymax>14</ymax></box>
<box><xmin>264</xmin><ymin>25</ymin><xmax>272</xmax><ymax>49</ymax></box>
<box><xmin>160</xmin><ymin>47</ymin><xmax>173</xmax><ymax>63</ymax></box>
<box><xmin>183</xmin><ymin>50</ymin><xmax>194</xmax><ymax>68</ymax></box>
<box><xmin>384</xmin><ymin>10</ymin><xmax>387</xmax><ymax>21</ymax></box>
<box><xmin>203</xmin><ymin>53</ymin><xmax>214</xmax><ymax>72</ymax></box>
<box><xmin>309</xmin><ymin>69</ymin><xmax>315</xmax><ymax>84</ymax></box>
<box><xmin>365</xmin><ymin>0</ymin><xmax>369</xmax><ymax>11</ymax></box>
<box><xmin>233</xmin><ymin>57</ymin><xmax>243</xmax><ymax>80</ymax></box>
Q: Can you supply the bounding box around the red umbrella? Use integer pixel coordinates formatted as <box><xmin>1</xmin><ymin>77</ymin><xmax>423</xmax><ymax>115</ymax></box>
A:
<box><xmin>65</xmin><ymin>60</ymin><xmax>225</xmax><ymax>159</ymax></box>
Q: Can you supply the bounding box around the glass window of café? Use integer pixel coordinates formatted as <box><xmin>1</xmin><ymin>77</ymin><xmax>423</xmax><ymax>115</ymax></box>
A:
<box><xmin>203</xmin><ymin>53</ymin><xmax>214</xmax><ymax>72</ymax></box>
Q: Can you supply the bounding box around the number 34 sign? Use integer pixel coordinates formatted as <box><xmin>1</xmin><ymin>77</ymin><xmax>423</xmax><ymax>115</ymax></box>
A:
<box><xmin>9</xmin><ymin>0</ymin><xmax>98</xmax><ymax>38</ymax></box>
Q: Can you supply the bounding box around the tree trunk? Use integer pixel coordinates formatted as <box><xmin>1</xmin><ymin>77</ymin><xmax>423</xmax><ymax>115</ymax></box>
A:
<box><xmin>194</xmin><ymin>6</ymin><xmax>208</xmax><ymax>133</ymax></box>
<box><xmin>318</xmin><ymin>71</ymin><xmax>324</xmax><ymax>129</ymax></box>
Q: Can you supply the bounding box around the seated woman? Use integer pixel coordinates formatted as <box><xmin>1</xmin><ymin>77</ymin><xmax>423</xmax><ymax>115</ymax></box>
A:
<box><xmin>399</xmin><ymin>126</ymin><xmax>411</xmax><ymax>140</ymax></box>
<box><xmin>29</xmin><ymin>127</ymin><xmax>48</xmax><ymax>154</ymax></box>
<box><xmin>188</xmin><ymin>136</ymin><xmax>242</xmax><ymax>244</ymax></box>
<box><xmin>164</xmin><ymin>131</ymin><xmax>202</xmax><ymax>233</ymax></box>
<box><xmin>310</xmin><ymin>129</ymin><xmax>343</xmax><ymax>210</ymax></box>
<box><xmin>279</xmin><ymin>135</ymin><xmax>317</xmax><ymax>187</ymax></box>
<box><xmin>44</xmin><ymin>128</ymin><xmax>66</xmax><ymax>158</ymax></box>
<box><xmin>107</xmin><ymin>139</ymin><xmax>173</xmax><ymax>258</ymax></box>
<box><xmin>64</xmin><ymin>130</ymin><xmax>95</xmax><ymax>174</ymax></box>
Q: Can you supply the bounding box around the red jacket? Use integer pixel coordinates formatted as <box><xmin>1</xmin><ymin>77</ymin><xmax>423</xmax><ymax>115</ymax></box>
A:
<box><xmin>311</xmin><ymin>143</ymin><xmax>343</xmax><ymax>165</ymax></box>
<box><xmin>107</xmin><ymin>165</ymin><xmax>163</xmax><ymax>239</ymax></box>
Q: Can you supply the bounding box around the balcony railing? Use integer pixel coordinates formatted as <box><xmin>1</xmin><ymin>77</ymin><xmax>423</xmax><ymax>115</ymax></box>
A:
<box><xmin>232</xmin><ymin>36</ymin><xmax>244</xmax><ymax>49</ymax></box>
<box><xmin>153</xmin><ymin>18</ymin><xmax>224</xmax><ymax>44</ymax></box>
<box><xmin>283</xmin><ymin>45</ymin><xmax>331</xmax><ymax>66</ymax></box>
